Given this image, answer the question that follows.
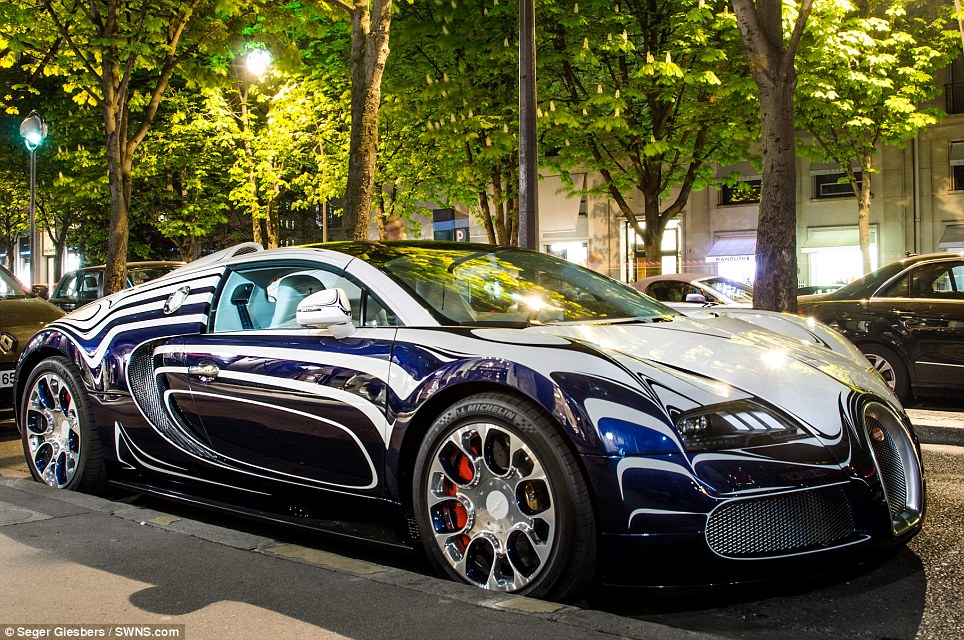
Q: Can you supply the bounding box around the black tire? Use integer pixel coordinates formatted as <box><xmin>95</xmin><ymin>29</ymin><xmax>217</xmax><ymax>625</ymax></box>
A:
<box><xmin>20</xmin><ymin>356</ymin><xmax>107</xmax><ymax>493</ymax></box>
<box><xmin>413</xmin><ymin>392</ymin><xmax>596</xmax><ymax>601</ymax></box>
<box><xmin>860</xmin><ymin>344</ymin><xmax>911</xmax><ymax>403</ymax></box>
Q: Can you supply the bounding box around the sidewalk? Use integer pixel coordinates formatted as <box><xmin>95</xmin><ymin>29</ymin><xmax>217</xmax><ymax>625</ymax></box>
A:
<box><xmin>906</xmin><ymin>408</ymin><xmax>964</xmax><ymax>447</ymax></box>
<box><xmin>0</xmin><ymin>478</ymin><xmax>719</xmax><ymax>640</ymax></box>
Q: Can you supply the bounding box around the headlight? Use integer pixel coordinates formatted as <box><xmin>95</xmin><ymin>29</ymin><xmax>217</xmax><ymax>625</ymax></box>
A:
<box><xmin>676</xmin><ymin>401</ymin><xmax>804</xmax><ymax>452</ymax></box>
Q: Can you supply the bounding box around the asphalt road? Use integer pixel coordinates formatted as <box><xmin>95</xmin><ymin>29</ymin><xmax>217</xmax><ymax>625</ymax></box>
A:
<box><xmin>2</xmin><ymin>402</ymin><xmax>963</xmax><ymax>639</ymax></box>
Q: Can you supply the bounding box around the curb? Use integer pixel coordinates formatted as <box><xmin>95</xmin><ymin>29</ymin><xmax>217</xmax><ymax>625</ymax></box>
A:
<box><xmin>0</xmin><ymin>477</ymin><xmax>722</xmax><ymax>640</ymax></box>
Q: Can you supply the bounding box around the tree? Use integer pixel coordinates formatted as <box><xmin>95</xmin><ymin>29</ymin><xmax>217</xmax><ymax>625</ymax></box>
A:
<box><xmin>326</xmin><ymin>0</ymin><xmax>395</xmax><ymax>240</ymax></box>
<box><xmin>540</xmin><ymin>0</ymin><xmax>758</xmax><ymax>277</ymax></box>
<box><xmin>385</xmin><ymin>0</ymin><xmax>523</xmax><ymax>245</ymax></box>
<box><xmin>796</xmin><ymin>0</ymin><xmax>956</xmax><ymax>274</ymax></box>
<box><xmin>731</xmin><ymin>0</ymin><xmax>814</xmax><ymax>312</ymax></box>
<box><xmin>0</xmin><ymin>153</ymin><xmax>28</xmax><ymax>270</ymax></box>
<box><xmin>134</xmin><ymin>87</ymin><xmax>236</xmax><ymax>261</ymax></box>
<box><xmin>1</xmin><ymin>1</ymin><xmax>246</xmax><ymax>292</ymax></box>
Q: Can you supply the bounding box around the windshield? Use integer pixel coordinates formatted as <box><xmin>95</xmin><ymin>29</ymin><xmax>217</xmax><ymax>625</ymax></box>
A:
<box><xmin>701</xmin><ymin>277</ymin><xmax>753</xmax><ymax>303</ymax></box>
<box><xmin>0</xmin><ymin>267</ymin><xmax>29</xmax><ymax>299</ymax></box>
<box><xmin>327</xmin><ymin>242</ymin><xmax>676</xmax><ymax>326</ymax></box>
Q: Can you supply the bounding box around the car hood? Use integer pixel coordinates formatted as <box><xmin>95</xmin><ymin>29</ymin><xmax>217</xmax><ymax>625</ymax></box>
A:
<box><xmin>531</xmin><ymin>315</ymin><xmax>897</xmax><ymax>430</ymax></box>
<box><xmin>0</xmin><ymin>297</ymin><xmax>65</xmax><ymax>365</ymax></box>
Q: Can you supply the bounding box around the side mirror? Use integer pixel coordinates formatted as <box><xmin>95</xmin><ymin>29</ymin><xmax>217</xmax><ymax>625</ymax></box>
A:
<box><xmin>31</xmin><ymin>284</ymin><xmax>49</xmax><ymax>299</ymax></box>
<box><xmin>684</xmin><ymin>293</ymin><xmax>707</xmax><ymax>304</ymax></box>
<box><xmin>296</xmin><ymin>288</ymin><xmax>356</xmax><ymax>338</ymax></box>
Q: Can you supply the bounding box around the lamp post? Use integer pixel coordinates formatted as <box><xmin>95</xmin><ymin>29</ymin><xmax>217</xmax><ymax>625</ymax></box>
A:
<box><xmin>19</xmin><ymin>111</ymin><xmax>47</xmax><ymax>287</ymax></box>
<box><xmin>518</xmin><ymin>0</ymin><xmax>538</xmax><ymax>250</ymax></box>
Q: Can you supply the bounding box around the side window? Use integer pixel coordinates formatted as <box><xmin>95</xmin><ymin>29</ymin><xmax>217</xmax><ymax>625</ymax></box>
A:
<box><xmin>881</xmin><ymin>274</ymin><xmax>910</xmax><ymax>298</ymax></box>
<box><xmin>648</xmin><ymin>281</ymin><xmax>688</xmax><ymax>303</ymax></box>
<box><xmin>55</xmin><ymin>274</ymin><xmax>79</xmax><ymax>300</ymax></box>
<box><xmin>337</xmin><ymin>273</ymin><xmax>398</xmax><ymax>327</ymax></box>
<box><xmin>213</xmin><ymin>265</ymin><xmax>342</xmax><ymax>332</ymax></box>
<box><xmin>930</xmin><ymin>263</ymin><xmax>964</xmax><ymax>299</ymax></box>
<box><xmin>211</xmin><ymin>264</ymin><xmax>398</xmax><ymax>332</ymax></box>
<box><xmin>889</xmin><ymin>262</ymin><xmax>964</xmax><ymax>299</ymax></box>
<box><xmin>78</xmin><ymin>273</ymin><xmax>101</xmax><ymax>300</ymax></box>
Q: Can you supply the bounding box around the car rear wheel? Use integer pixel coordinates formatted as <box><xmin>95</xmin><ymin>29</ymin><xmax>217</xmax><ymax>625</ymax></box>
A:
<box><xmin>861</xmin><ymin>344</ymin><xmax>911</xmax><ymax>403</ymax></box>
<box><xmin>20</xmin><ymin>357</ymin><xmax>107</xmax><ymax>492</ymax></box>
<box><xmin>413</xmin><ymin>392</ymin><xmax>596</xmax><ymax>601</ymax></box>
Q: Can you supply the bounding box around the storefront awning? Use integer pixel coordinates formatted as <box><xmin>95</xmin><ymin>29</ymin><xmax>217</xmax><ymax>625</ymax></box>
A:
<box><xmin>939</xmin><ymin>224</ymin><xmax>964</xmax><ymax>248</ymax></box>
<box><xmin>705</xmin><ymin>236</ymin><xmax>756</xmax><ymax>263</ymax></box>
<box><xmin>538</xmin><ymin>174</ymin><xmax>583</xmax><ymax>233</ymax></box>
<box><xmin>801</xmin><ymin>226</ymin><xmax>877</xmax><ymax>252</ymax></box>
<box><xmin>802</xmin><ymin>228</ymin><xmax>858</xmax><ymax>249</ymax></box>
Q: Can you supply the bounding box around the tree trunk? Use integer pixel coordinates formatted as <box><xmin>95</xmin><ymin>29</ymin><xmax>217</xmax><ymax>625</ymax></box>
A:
<box><xmin>266</xmin><ymin>182</ymin><xmax>280</xmax><ymax>249</ymax></box>
<box><xmin>343</xmin><ymin>0</ymin><xmax>394</xmax><ymax>241</ymax></box>
<box><xmin>754</xmin><ymin>80</ymin><xmax>799</xmax><ymax>312</ymax></box>
<box><xmin>732</xmin><ymin>0</ymin><xmax>813</xmax><ymax>313</ymax></box>
<box><xmin>640</xmin><ymin>192</ymin><xmax>663</xmax><ymax>278</ymax></box>
<box><xmin>855</xmin><ymin>154</ymin><xmax>873</xmax><ymax>275</ymax></box>
<box><xmin>103</xmin><ymin>103</ymin><xmax>130</xmax><ymax>296</ymax></box>
<box><xmin>491</xmin><ymin>168</ymin><xmax>509</xmax><ymax>244</ymax></box>
<box><xmin>478</xmin><ymin>190</ymin><xmax>497</xmax><ymax>244</ymax></box>
<box><xmin>239</xmin><ymin>95</ymin><xmax>264</xmax><ymax>248</ymax></box>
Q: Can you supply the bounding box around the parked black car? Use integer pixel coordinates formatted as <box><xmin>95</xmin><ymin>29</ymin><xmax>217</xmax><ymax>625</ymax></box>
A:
<box><xmin>798</xmin><ymin>252</ymin><xmax>964</xmax><ymax>402</ymax></box>
<box><xmin>48</xmin><ymin>261</ymin><xmax>184</xmax><ymax>311</ymax></box>
<box><xmin>0</xmin><ymin>264</ymin><xmax>64</xmax><ymax>403</ymax></box>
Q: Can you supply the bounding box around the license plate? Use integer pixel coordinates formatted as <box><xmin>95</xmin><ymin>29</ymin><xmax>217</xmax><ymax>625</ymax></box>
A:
<box><xmin>0</xmin><ymin>369</ymin><xmax>14</xmax><ymax>389</ymax></box>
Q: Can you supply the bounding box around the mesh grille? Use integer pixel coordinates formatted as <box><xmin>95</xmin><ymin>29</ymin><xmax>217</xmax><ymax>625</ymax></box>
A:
<box><xmin>866</xmin><ymin>415</ymin><xmax>907</xmax><ymax>517</ymax></box>
<box><xmin>232</xmin><ymin>245</ymin><xmax>260</xmax><ymax>256</ymax></box>
<box><xmin>706</xmin><ymin>487</ymin><xmax>855</xmax><ymax>558</ymax></box>
<box><xmin>127</xmin><ymin>344</ymin><xmax>209</xmax><ymax>457</ymax></box>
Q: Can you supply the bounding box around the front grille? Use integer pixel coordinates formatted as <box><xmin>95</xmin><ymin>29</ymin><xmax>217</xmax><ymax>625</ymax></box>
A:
<box><xmin>706</xmin><ymin>486</ymin><xmax>855</xmax><ymax>558</ymax></box>
<box><xmin>861</xmin><ymin>402</ymin><xmax>922</xmax><ymax>534</ymax></box>
<box><xmin>866</xmin><ymin>415</ymin><xmax>906</xmax><ymax>517</ymax></box>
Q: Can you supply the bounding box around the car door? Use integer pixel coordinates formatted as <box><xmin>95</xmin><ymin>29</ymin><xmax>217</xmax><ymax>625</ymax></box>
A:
<box><xmin>871</xmin><ymin>258</ymin><xmax>964</xmax><ymax>386</ymax></box>
<box><xmin>157</xmin><ymin>259</ymin><xmax>398</xmax><ymax>494</ymax></box>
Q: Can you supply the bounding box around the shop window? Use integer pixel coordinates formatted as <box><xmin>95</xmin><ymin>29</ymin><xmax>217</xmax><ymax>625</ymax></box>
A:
<box><xmin>719</xmin><ymin>178</ymin><xmax>761</xmax><ymax>205</ymax></box>
<box><xmin>814</xmin><ymin>172</ymin><xmax>861</xmax><ymax>199</ymax></box>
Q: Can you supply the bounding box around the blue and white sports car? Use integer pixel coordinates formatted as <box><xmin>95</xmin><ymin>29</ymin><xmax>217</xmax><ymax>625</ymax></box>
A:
<box><xmin>14</xmin><ymin>242</ymin><xmax>923</xmax><ymax>600</ymax></box>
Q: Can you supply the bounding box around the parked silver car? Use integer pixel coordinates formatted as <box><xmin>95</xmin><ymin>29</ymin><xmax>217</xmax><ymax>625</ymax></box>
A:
<box><xmin>634</xmin><ymin>272</ymin><xmax>753</xmax><ymax>309</ymax></box>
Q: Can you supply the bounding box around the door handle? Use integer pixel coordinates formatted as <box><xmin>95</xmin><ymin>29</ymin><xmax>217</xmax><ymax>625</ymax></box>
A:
<box><xmin>187</xmin><ymin>360</ymin><xmax>220</xmax><ymax>382</ymax></box>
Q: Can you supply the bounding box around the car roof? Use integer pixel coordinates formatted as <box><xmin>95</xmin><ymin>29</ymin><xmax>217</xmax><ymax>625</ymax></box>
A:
<box><xmin>65</xmin><ymin>260</ymin><xmax>185</xmax><ymax>272</ymax></box>
<box><xmin>635</xmin><ymin>273</ymin><xmax>720</xmax><ymax>286</ymax></box>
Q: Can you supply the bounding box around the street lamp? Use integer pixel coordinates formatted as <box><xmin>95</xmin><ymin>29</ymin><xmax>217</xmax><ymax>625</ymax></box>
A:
<box><xmin>245</xmin><ymin>48</ymin><xmax>272</xmax><ymax>79</ymax></box>
<box><xmin>19</xmin><ymin>111</ymin><xmax>47</xmax><ymax>287</ymax></box>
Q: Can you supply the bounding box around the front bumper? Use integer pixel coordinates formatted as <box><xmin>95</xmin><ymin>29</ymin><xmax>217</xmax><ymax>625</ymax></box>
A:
<box><xmin>582</xmin><ymin>396</ymin><xmax>925</xmax><ymax>587</ymax></box>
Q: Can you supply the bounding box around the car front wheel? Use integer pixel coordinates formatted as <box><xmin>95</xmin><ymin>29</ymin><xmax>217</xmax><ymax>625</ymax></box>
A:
<box><xmin>413</xmin><ymin>392</ymin><xmax>596</xmax><ymax>601</ymax></box>
<box><xmin>20</xmin><ymin>357</ymin><xmax>107</xmax><ymax>492</ymax></box>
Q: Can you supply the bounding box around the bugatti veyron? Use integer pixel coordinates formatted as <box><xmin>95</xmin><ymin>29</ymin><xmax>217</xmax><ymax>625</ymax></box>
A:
<box><xmin>14</xmin><ymin>241</ymin><xmax>924</xmax><ymax>600</ymax></box>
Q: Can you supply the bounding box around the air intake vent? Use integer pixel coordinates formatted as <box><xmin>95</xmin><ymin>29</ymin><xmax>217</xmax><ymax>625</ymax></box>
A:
<box><xmin>706</xmin><ymin>486</ymin><xmax>856</xmax><ymax>558</ymax></box>
<box><xmin>127</xmin><ymin>342</ymin><xmax>211</xmax><ymax>458</ymax></box>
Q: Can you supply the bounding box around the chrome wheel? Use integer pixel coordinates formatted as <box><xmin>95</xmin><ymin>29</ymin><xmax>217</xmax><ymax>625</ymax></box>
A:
<box><xmin>24</xmin><ymin>370</ymin><xmax>82</xmax><ymax>488</ymax></box>
<box><xmin>424</xmin><ymin>421</ymin><xmax>556</xmax><ymax>592</ymax></box>
<box><xmin>866</xmin><ymin>353</ymin><xmax>897</xmax><ymax>390</ymax></box>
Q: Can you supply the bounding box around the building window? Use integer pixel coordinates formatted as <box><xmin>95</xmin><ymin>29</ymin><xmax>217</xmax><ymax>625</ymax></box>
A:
<box><xmin>950</xmin><ymin>142</ymin><xmax>964</xmax><ymax>191</ymax></box>
<box><xmin>623</xmin><ymin>219</ymin><xmax>680</xmax><ymax>282</ymax></box>
<box><xmin>719</xmin><ymin>178</ymin><xmax>761</xmax><ymax>205</ymax></box>
<box><xmin>945</xmin><ymin>55</ymin><xmax>964</xmax><ymax>115</ymax></box>
<box><xmin>813</xmin><ymin>171</ymin><xmax>861</xmax><ymax>199</ymax></box>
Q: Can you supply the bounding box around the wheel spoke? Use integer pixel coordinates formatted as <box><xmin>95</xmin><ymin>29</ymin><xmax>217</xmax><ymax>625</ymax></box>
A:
<box><xmin>423</xmin><ymin>417</ymin><xmax>561</xmax><ymax>593</ymax></box>
<box><xmin>23</xmin><ymin>370</ymin><xmax>82</xmax><ymax>488</ymax></box>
